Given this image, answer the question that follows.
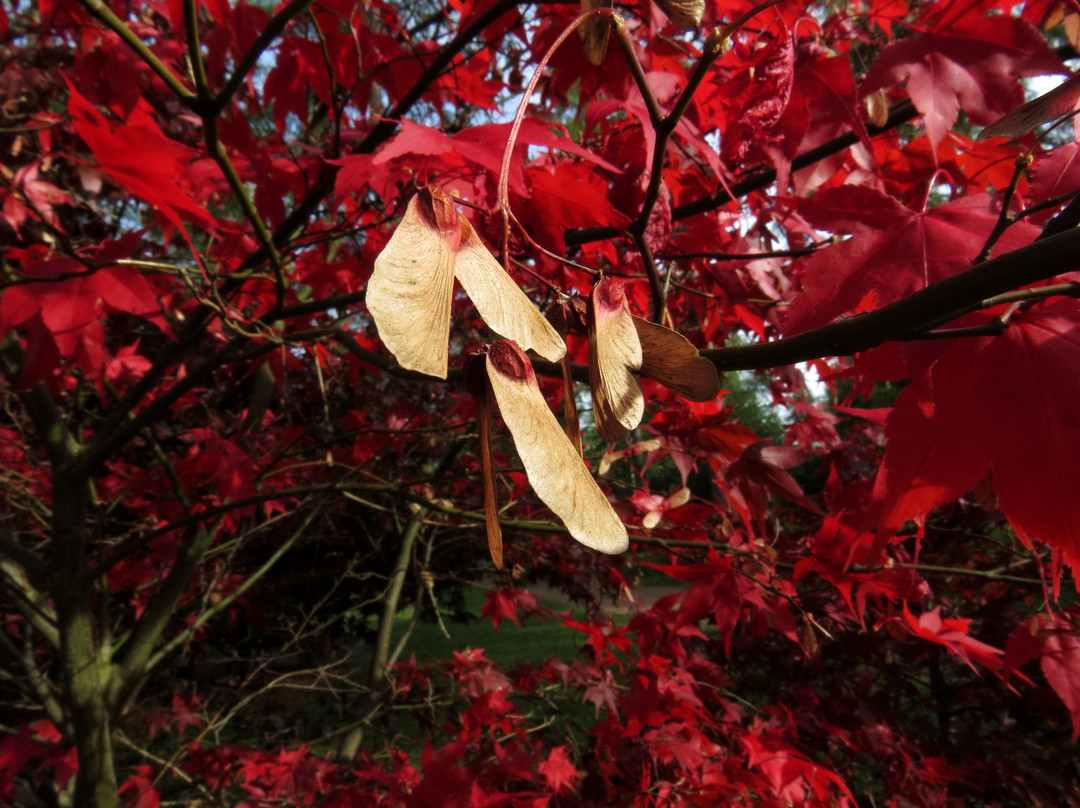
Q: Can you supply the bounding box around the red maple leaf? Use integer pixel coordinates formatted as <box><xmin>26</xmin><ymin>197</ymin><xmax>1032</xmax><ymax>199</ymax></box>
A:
<box><xmin>1039</xmin><ymin>619</ymin><xmax>1080</xmax><ymax>740</ymax></box>
<box><xmin>480</xmin><ymin>588</ymin><xmax>521</xmax><ymax>632</ymax></box>
<box><xmin>521</xmin><ymin>161</ymin><xmax>631</xmax><ymax>252</ymax></box>
<box><xmin>901</xmin><ymin>606</ymin><xmax>1004</xmax><ymax>674</ymax></box>
<box><xmin>171</xmin><ymin>695</ymin><xmax>204</xmax><ymax>735</ymax></box>
<box><xmin>564</xmin><ymin>617</ymin><xmax>633</xmax><ymax>664</ymax></box>
<box><xmin>742</xmin><ymin>731</ymin><xmax>856</xmax><ymax>805</ymax></box>
<box><xmin>582</xmin><ymin>667</ymin><xmax>620</xmax><ymax>716</ymax></box>
<box><xmin>724</xmin><ymin>443</ymin><xmax>819</xmax><ymax>531</ymax></box>
<box><xmin>410</xmin><ymin>740</ymin><xmax>473</xmax><ymax>806</ymax></box>
<box><xmin>66</xmin><ymin>81</ymin><xmax>217</xmax><ymax>233</ymax></box>
<box><xmin>722</xmin><ymin>29</ymin><xmax>795</xmax><ymax>166</ymax></box>
<box><xmin>650</xmin><ymin>550</ymin><xmax>766</xmax><ymax>653</ymax></box>
<box><xmin>786</xmin><ymin>187</ymin><xmax>1040</xmax><ymax>335</ymax></box>
<box><xmin>333</xmin><ymin>117</ymin><xmax>621</xmax><ymax>203</ymax></box>
<box><xmin>4</xmin><ymin>161</ymin><xmax>73</xmax><ymax>232</ymax></box>
<box><xmin>118</xmin><ymin>766</ymin><xmax>160</xmax><ymax>808</ymax></box>
<box><xmin>0</xmin><ymin>725</ymin><xmax>43</xmax><ymax>803</ymax></box>
<box><xmin>788</xmin><ymin>51</ymin><xmax>870</xmax><ymax>193</ymax></box>
<box><xmin>870</xmin><ymin>301</ymin><xmax>1080</xmax><ymax>571</ymax></box>
<box><xmin>447</xmin><ymin>649</ymin><xmax>510</xmax><ymax>697</ymax></box>
<box><xmin>0</xmin><ymin>248</ymin><xmax>172</xmax><ymax>381</ymax></box>
<box><xmin>182</xmin><ymin>430</ymin><xmax>256</xmax><ymax>504</ymax></box>
<box><xmin>861</xmin><ymin>13</ymin><xmax>1063</xmax><ymax>148</ymax></box>
<box><xmin>1030</xmin><ymin>143</ymin><xmax>1080</xmax><ymax>224</ymax></box>
<box><xmin>105</xmin><ymin>342</ymin><xmax>153</xmax><ymax>386</ymax></box>
<box><xmin>480</xmin><ymin>588</ymin><xmax>551</xmax><ymax>632</ymax></box>
<box><xmin>538</xmin><ymin>745</ymin><xmax>579</xmax><ymax>793</ymax></box>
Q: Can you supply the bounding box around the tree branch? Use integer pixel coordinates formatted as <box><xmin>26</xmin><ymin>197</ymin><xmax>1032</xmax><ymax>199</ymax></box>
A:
<box><xmin>75</xmin><ymin>0</ymin><xmax>198</xmax><ymax>106</ymax></box>
<box><xmin>107</xmin><ymin>528</ymin><xmax>216</xmax><ymax>713</ymax></box>
<box><xmin>212</xmin><ymin>0</ymin><xmax>316</xmax><ymax>114</ymax></box>
<box><xmin>702</xmin><ymin>225</ymin><xmax>1080</xmax><ymax>370</ymax></box>
<box><xmin>0</xmin><ymin>556</ymin><xmax>60</xmax><ymax>648</ymax></box>
<box><xmin>565</xmin><ymin>101</ymin><xmax>918</xmax><ymax>247</ymax></box>
<box><xmin>143</xmin><ymin>504</ymin><xmax>325</xmax><ymax>676</ymax></box>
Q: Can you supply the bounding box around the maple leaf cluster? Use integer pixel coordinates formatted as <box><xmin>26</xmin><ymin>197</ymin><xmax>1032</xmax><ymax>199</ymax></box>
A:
<box><xmin>3</xmin><ymin>0</ymin><xmax>1080</xmax><ymax>806</ymax></box>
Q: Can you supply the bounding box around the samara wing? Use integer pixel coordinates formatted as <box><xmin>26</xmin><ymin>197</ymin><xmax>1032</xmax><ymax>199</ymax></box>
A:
<box><xmin>454</xmin><ymin>218</ymin><xmax>566</xmax><ymax>363</ymax></box>
<box><xmin>588</xmin><ymin>277</ymin><xmax>644</xmax><ymax>443</ymax></box>
<box><xmin>366</xmin><ymin>190</ymin><xmax>459</xmax><ymax>378</ymax></box>
<box><xmin>486</xmin><ymin>340</ymin><xmax>629</xmax><ymax>554</ymax></box>
<box><xmin>634</xmin><ymin>316</ymin><xmax>721</xmax><ymax>402</ymax></box>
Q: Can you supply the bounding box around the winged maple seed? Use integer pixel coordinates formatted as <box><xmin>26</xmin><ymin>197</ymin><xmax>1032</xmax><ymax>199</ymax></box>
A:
<box><xmin>589</xmin><ymin>277</ymin><xmax>645</xmax><ymax>442</ymax></box>
<box><xmin>472</xmin><ymin>340</ymin><xmax>629</xmax><ymax>557</ymax></box>
<box><xmin>579</xmin><ymin>0</ymin><xmax>702</xmax><ymax>65</ymax></box>
<box><xmin>544</xmin><ymin>299</ymin><xmax>586</xmax><ymax>457</ymax></box>
<box><xmin>978</xmin><ymin>72</ymin><xmax>1080</xmax><ymax>140</ymax></box>
<box><xmin>633</xmin><ymin>315</ymin><xmax>722</xmax><ymax>402</ymax></box>
<box><xmin>366</xmin><ymin>187</ymin><xmax>566</xmax><ymax>379</ymax></box>
<box><xmin>656</xmin><ymin>0</ymin><xmax>705</xmax><ymax>30</ymax></box>
<box><xmin>578</xmin><ymin>0</ymin><xmax>612</xmax><ymax>66</ymax></box>
<box><xmin>587</xmin><ymin>277</ymin><xmax>721</xmax><ymax>442</ymax></box>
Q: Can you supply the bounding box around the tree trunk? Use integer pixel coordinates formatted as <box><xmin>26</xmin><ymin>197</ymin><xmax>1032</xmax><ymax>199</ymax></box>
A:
<box><xmin>53</xmin><ymin>474</ymin><xmax>119</xmax><ymax>808</ymax></box>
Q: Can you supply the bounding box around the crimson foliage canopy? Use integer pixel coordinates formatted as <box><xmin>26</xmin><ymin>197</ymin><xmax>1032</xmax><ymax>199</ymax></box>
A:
<box><xmin>3</xmin><ymin>0</ymin><xmax>1080</xmax><ymax>806</ymax></box>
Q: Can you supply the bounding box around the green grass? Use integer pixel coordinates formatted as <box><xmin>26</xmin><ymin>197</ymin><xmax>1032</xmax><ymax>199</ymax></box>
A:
<box><xmin>325</xmin><ymin>587</ymin><xmax>617</xmax><ymax>758</ymax></box>
<box><xmin>381</xmin><ymin>586</ymin><xmax>600</xmax><ymax>668</ymax></box>
<box><xmin>379</xmin><ymin>563</ymin><xmax>689</xmax><ymax>669</ymax></box>
<box><xmin>216</xmin><ymin>578</ymin><xmax>676</xmax><ymax>758</ymax></box>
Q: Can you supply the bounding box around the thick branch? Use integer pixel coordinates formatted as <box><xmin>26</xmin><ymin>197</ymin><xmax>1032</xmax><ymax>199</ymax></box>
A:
<box><xmin>0</xmin><ymin>556</ymin><xmax>60</xmax><ymax>648</ymax></box>
<box><xmin>143</xmin><ymin>505</ymin><xmax>324</xmax><ymax>675</ymax></box>
<box><xmin>703</xmin><ymin>225</ymin><xmax>1080</xmax><ymax>370</ymax></box>
<box><xmin>53</xmin><ymin>473</ymin><xmax>118</xmax><ymax>808</ymax></box>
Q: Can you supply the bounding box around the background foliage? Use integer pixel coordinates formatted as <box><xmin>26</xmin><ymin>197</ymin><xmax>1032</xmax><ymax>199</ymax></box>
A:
<box><xmin>2</xmin><ymin>0</ymin><xmax>1080</xmax><ymax>806</ymax></box>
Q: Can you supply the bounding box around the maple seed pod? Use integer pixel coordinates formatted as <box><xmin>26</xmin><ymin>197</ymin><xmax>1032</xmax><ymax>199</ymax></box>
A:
<box><xmin>578</xmin><ymin>0</ymin><xmax>612</xmax><ymax>66</ymax></box>
<box><xmin>978</xmin><ymin>71</ymin><xmax>1080</xmax><ymax>140</ymax></box>
<box><xmin>656</xmin><ymin>0</ymin><xmax>705</xmax><ymax>30</ymax></box>
<box><xmin>547</xmin><ymin>295</ymin><xmax>588</xmax><ymax>338</ymax></box>
<box><xmin>486</xmin><ymin>340</ymin><xmax>629</xmax><ymax>555</ymax></box>
<box><xmin>452</xmin><ymin>216</ymin><xmax>566</xmax><ymax>365</ymax></box>
<box><xmin>560</xmin><ymin>355</ymin><xmax>584</xmax><ymax>459</ymax></box>
<box><xmin>464</xmin><ymin>350</ymin><xmax>503</xmax><ymax>567</ymax></box>
<box><xmin>366</xmin><ymin>190</ymin><xmax>458</xmax><ymax>378</ymax></box>
<box><xmin>366</xmin><ymin>187</ymin><xmax>566</xmax><ymax>379</ymax></box>
<box><xmin>588</xmin><ymin>277</ymin><xmax>644</xmax><ymax>443</ymax></box>
<box><xmin>865</xmin><ymin>88</ymin><xmax>889</xmax><ymax>129</ymax></box>
<box><xmin>465</xmin><ymin>351</ymin><xmax>504</xmax><ymax>569</ymax></box>
<box><xmin>633</xmin><ymin>316</ymin><xmax>721</xmax><ymax>402</ymax></box>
